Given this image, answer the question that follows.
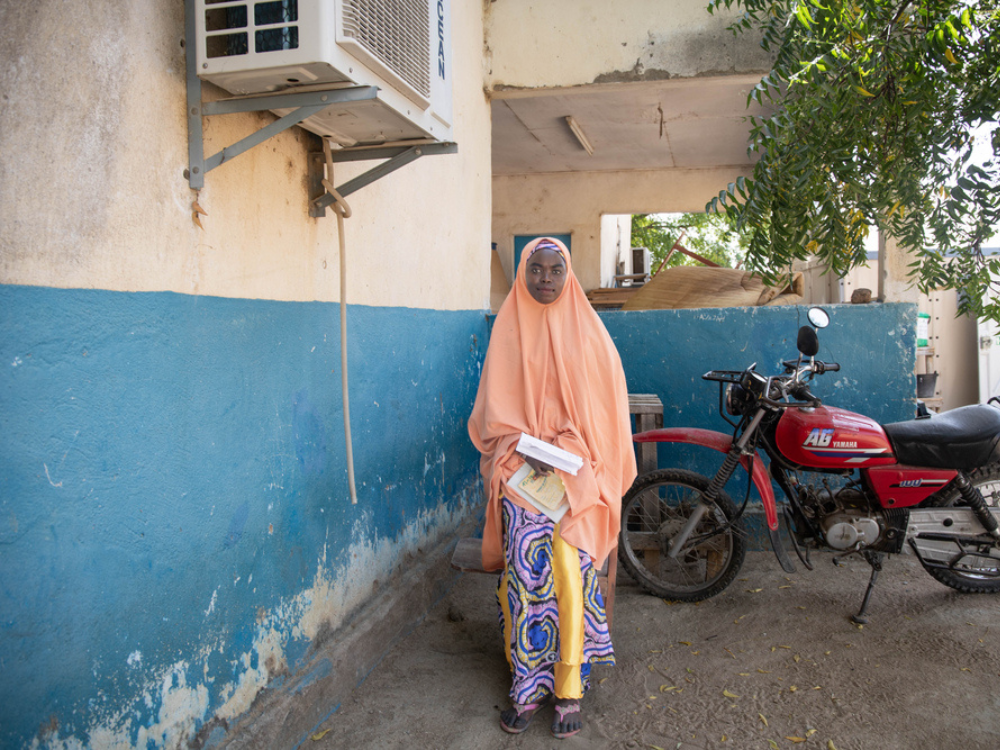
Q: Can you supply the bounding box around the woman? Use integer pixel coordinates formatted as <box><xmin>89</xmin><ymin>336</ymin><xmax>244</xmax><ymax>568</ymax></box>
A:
<box><xmin>468</xmin><ymin>237</ymin><xmax>637</xmax><ymax>739</ymax></box>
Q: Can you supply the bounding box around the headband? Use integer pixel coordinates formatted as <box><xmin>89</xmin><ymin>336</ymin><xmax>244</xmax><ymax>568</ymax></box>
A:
<box><xmin>529</xmin><ymin>239</ymin><xmax>565</xmax><ymax>258</ymax></box>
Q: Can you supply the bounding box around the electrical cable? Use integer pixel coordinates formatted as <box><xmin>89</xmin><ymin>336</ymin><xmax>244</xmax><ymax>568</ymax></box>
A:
<box><xmin>323</xmin><ymin>138</ymin><xmax>357</xmax><ymax>504</ymax></box>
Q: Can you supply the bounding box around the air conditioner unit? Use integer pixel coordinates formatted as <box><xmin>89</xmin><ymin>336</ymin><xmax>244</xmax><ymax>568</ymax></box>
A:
<box><xmin>632</xmin><ymin>247</ymin><xmax>651</xmax><ymax>278</ymax></box>
<box><xmin>195</xmin><ymin>0</ymin><xmax>453</xmax><ymax>147</ymax></box>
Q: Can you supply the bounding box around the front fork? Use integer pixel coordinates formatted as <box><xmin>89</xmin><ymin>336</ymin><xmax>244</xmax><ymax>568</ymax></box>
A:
<box><xmin>667</xmin><ymin>410</ymin><xmax>768</xmax><ymax>558</ymax></box>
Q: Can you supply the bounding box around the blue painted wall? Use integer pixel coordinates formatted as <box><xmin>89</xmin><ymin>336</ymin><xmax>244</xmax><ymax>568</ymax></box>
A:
<box><xmin>603</xmin><ymin>303</ymin><xmax>916</xmax><ymax>428</ymax></box>
<box><xmin>0</xmin><ymin>290</ymin><xmax>916</xmax><ymax>747</ymax></box>
<box><xmin>0</xmin><ymin>285</ymin><xmax>488</xmax><ymax>748</ymax></box>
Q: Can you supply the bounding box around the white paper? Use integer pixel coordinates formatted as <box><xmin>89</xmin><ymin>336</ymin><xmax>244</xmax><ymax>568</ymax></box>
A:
<box><xmin>515</xmin><ymin>433</ymin><xmax>584</xmax><ymax>476</ymax></box>
<box><xmin>506</xmin><ymin>464</ymin><xmax>570</xmax><ymax>523</ymax></box>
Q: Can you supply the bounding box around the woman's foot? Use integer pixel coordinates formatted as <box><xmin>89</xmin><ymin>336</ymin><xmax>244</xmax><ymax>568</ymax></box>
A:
<box><xmin>500</xmin><ymin>700</ymin><xmax>545</xmax><ymax>734</ymax></box>
<box><xmin>551</xmin><ymin>699</ymin><xmax>583</xmax><ymax>739</ymax></box>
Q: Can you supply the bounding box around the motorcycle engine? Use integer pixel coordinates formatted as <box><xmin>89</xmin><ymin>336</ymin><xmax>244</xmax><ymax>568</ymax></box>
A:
<box><xmin>821</xmin><ymin>511</ymin><xmax>881</xmax><ymax>550</ymax></box>
<box><xmin>808</xmin><ymin>486</ymin><xmax>884</xmax><ymax>551</ymax></box>
<box><xmin>794</xmin><ymin>483</ymin><xmax>908</xmax><ymax>553</ymax></box>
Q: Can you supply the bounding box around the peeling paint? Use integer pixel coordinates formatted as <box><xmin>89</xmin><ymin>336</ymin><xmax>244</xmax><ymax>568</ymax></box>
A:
<box><xmin>422</xmin><ymin>450</ymin><xmax>447</xmax><ymax>478</ymax></box>
<box><xmin>593</xmin><ymin>64</ymin><xmax>672</xmax><ymax>84</ymax></box>
<box><xmin>141</xmin><ymin>666</ymin><xmax>210</xmax><ymax>749</ymax></box>
<box><xmin>204</xmin><ymin>589</ymin><xmax>218</xmax><ymax>617</ymax></box>
<box><xmin>32</xmin><ymin>663</ymin><xmax>209</xmax><ymax>750</ymax></box>
<box><xmin>296</xmin><ymin>499</ymin><xmax>470</xmax><ymax>643</ymax></box>
<box><xmin>24</xmin><ymin>494</ymin><xmax>475</xmax><ymax>750</ymax></box>
<box><xmin>216</xmin><ymin>628</ymin><xmax>287</xmax><ymax>721</ymax></box>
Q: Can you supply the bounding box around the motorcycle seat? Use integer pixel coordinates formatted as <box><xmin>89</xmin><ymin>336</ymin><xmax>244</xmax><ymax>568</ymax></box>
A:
<box><xmin>883</xmin><ymin>404</ymin><xmax>1000</xmax><ymax>470</ymax></box>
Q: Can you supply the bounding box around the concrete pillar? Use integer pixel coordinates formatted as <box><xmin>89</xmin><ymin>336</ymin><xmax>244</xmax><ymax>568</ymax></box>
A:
<box><xmin>877</xmin><ymin>229</ymin><xmax>920</xmax><ymax>304</ymax></box>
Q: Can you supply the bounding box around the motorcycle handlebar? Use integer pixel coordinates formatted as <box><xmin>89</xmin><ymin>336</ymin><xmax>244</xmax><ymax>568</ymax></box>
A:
<box><xmin>789</xmin><ymin>383</ymin><xmax>819</xmax><ymax>403</ymax></box>
<box><xmin>781</xmin><ymin>360</ymin><xmax>840</xmax><ymax>374</ymax></box>
<box><xmin>760</xmin><ymin>395</ymin><xmax>820</xmax><ymax>409</ymax></box>
<box><xmin>762</xmin><ymin>369</ymin><xmax>825</xmax><ymax>409</ymax></box>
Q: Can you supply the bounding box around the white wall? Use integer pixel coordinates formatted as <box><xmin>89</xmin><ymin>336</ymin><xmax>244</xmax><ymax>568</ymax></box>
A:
<box><xmin>600</xmin><ymin>214</ymin><xmax>633</xmax><ymax>288</ymax></box>
<box><xmin>0</xmin><ymin>0</ymin><xmax>492</xmax><ymax>312</ymax></box>
<box><xmin>484</xmin><ymin>0</ymin><xmax>770</xmax><ymax>89</ymax></box>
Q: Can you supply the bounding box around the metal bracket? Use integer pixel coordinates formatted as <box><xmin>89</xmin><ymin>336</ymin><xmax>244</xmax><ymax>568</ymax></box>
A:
<box><xmin>184</xmin><ymin>0</ymin><xmax>457</xmax><ymax>206</ymax></box>
<box><xmin>186</xmin><ymin>86</ymin><xmax>383</xmax><ymax>190</ymax></box>
<box><xmin>308</xmin><ymin>142</ymin><xmax>459</xmax><ymax>217</ymax></box>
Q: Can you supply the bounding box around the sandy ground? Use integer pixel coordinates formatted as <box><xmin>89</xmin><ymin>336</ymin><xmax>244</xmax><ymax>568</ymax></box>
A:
<box><xmin>318</xmin><ymin>550</ymin><xmax>1000</xmax><ymax>750</ymax></box>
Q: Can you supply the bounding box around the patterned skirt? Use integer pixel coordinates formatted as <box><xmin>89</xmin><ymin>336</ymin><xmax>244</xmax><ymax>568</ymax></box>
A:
<box><xmin>497</xmin><ymin>497</ymin><xmax>615</xmax><ymax>704</ymax></box>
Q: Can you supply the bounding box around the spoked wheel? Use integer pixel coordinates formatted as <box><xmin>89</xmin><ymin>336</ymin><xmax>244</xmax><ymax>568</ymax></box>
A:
<box><xmin>920</xmin><ymin>463</ymin><xmax>1000</xmax><ymax>593</ymax></box>
<box><xmin>618</xmin><ymin>468</ymin><xmax>747</xmax><ymax>601</ymax></box>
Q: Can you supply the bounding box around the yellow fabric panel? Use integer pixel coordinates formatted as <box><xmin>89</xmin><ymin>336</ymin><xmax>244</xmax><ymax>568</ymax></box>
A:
<box><xmin>552</xmin><ymin>522</ymin><xmax>584</xmax><ymax>699</ymax></box>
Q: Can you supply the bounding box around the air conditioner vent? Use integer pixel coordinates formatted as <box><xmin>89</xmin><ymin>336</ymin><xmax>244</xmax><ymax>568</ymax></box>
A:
<box><xmin>204</xmin><ymin>0</ymin><xmax>302</xmax><ymax>58</ymax></box>
<box><xmin>342</xmin><ymin>0</ymin><xmax>429</xmax><ymax>98</ymax></box>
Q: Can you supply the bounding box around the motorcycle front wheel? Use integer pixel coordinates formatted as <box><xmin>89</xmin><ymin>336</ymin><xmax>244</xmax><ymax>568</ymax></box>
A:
<box><xmin>920</xmin><ymin>462</ymin><xmax>1000</xmax><ymax>593</ymax></box>
<box><xmin>618</xmin><ymin>468</ymin><xmax>747</xmax><ymax>601</ymax></box>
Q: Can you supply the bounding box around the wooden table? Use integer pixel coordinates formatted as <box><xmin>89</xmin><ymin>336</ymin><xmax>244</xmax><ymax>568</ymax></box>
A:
<box><xmin>628</xmin><ymin>393</ymin><xmax>664</xmax><ymax>475</ymax></box>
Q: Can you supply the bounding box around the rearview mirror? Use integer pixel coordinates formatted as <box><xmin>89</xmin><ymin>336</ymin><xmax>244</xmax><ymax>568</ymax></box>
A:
<box><xmin>807</xmin><ymin>306</ymin><xmax>830</xmax><ymax>329</ymax></box>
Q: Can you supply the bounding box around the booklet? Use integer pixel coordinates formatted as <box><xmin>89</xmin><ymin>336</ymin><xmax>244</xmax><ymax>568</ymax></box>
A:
<box><xmin>515</xmin><ymin>433</ymin><xmax>584</xmax><ymax>476</ymax></box>
<box><xmin>506</xmin><ymin>464</ymin><xmax>570</xmax><ymax>523</ymax></box>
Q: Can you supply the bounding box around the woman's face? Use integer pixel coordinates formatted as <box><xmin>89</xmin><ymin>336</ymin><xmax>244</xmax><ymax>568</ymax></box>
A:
<box><xmin>525</xmin><ymin>247</ymin><xmax>567</xmax><ymax>304</ymax></box>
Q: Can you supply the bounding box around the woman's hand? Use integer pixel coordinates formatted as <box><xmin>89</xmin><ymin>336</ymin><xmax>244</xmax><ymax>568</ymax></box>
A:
<box><xmin>518</xmin><ymin>452</ymin><xmax>554</xmax><ymax>476</ymax></box>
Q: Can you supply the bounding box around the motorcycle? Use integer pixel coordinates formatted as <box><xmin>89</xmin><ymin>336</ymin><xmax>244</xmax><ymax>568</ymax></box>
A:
<box><xmin>618</xmin><ymin>306</ymin><xmax>1000</xmax><ymax>622</ymax></box>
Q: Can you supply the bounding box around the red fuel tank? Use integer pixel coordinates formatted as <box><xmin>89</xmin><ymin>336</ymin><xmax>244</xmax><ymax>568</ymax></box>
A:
<box><xmin>774</xmin><ymin>406</ymin><xmax>897</xmax><ymax>470</ymax></box>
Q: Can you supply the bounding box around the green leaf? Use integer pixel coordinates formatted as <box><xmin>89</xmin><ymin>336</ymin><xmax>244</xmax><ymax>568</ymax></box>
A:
<box><xmin>703</xmin><ymin>0</ymin><xmax>1000</xmax><ymax>324</ymax></box>
<box><xmin>795</xmin><ymin>3</ymin><xmax>813</xmax><ymax>28</ymax></box>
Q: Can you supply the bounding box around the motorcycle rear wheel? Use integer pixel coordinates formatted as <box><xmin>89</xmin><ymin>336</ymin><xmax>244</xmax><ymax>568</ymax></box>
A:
<box><xmin>920</xmin><ymin>462</ymin><xmax>1000</xmax><ymax>593</ymax></box>
<box><xmin>618</xmin><ymin>469</ymin><xmax>747</xmax><ymax>601</ymax></box>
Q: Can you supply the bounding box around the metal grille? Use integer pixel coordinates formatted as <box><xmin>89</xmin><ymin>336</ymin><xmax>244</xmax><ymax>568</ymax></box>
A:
<box><xmin>204</xmin><ymin>0</ymin><xmax>299</xmax><ymax>57</ymax></box>
<box><xmin>342</xmin><ymin>0</ymin><xmax>429</xmax><ymax>97</ymax></box>
<box><xmin>204</xmin><ymin>2</ymin><xmax>249</xmax><ymax>58</ymax></box>
<box><xmin>255</xmin><ymin>0</ymin><xmax>299</xmax><ymax>53</ymax></box>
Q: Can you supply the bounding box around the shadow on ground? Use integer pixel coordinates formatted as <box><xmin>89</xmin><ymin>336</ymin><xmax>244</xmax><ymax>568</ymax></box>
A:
<box><xmin>315</xmin><ymin>551</ymin><xmax>1000</xmax><ymax>750</ymax></box>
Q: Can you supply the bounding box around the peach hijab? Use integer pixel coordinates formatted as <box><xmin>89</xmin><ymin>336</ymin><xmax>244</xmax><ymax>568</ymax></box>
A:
<box><xmin>468</xmin><ymin>237</ymin><xmax>637</xmax><ymax>571</ymax></box>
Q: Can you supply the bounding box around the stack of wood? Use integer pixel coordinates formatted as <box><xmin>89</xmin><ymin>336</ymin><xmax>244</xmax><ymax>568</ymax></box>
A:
<box><xmin>620</xmin><ymin>266</ymin><xmax>803</xmax><ymax>310</ymax></box>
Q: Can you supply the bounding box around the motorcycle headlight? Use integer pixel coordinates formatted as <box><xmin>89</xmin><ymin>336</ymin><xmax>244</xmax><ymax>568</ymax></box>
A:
<box><xmin>725</xmin><ymin>383</ymin><xmax>752</xmax><ymax>415</ymax></box>
<box><xmin>727</xmin><ymin>370</ymin><xmax>766</xmax><ymax>415</ymax></box>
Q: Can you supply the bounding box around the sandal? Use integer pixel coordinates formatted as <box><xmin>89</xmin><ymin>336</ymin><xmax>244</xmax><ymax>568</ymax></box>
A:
<box><xmin>551</xmin><ymin>699</ymin><xmax>583</xmax><ymax>739</ymax></box>
<box><xmin>500</xmin><ymin>700</ymin><xmax>545</xmax><ymax>734</ymax></box>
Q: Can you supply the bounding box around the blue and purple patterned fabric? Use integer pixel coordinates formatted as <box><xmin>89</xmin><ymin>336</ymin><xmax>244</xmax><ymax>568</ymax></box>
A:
<box><xmin>497</xmin><ymin>497</ymin><xmax>615</xmax><ymax>704</ymax></box>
